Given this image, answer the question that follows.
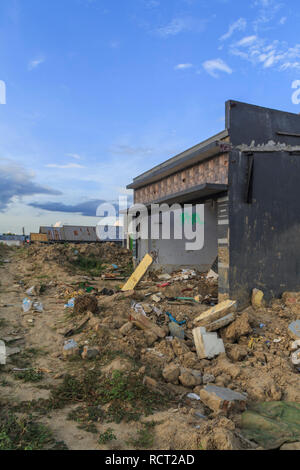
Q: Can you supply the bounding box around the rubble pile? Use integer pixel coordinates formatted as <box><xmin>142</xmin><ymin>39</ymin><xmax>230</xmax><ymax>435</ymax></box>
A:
<box><xmin>1</xmin><ymin>244</ymin><xmax>300</xmax><ymax>450</ymax></box>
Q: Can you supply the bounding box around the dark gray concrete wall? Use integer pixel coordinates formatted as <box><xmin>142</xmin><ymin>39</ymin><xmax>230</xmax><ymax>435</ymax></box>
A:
<box><xmin>226</xmin><ymin>100</ymin><xmax>300</xmax><ymax>146</ymax></box>
<box><xmin>228</xmin><ymin>149</ymin><xmax>300</xmax><ymax>307</ymax></box>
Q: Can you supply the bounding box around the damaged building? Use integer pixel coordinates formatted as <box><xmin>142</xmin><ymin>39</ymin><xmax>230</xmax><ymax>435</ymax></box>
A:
<box><xmin>127</xmin><ymin>100</ymin><xmax>300</xmax><ymax>307</ymax></box>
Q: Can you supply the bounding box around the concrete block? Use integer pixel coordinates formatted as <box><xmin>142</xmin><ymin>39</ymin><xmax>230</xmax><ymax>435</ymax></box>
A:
<box><xmin>206</xmin><ymin>313</ymin><xmax>236</xmax><ymax>332</ymax></box>
<box><xmin>194</xmin><ymin>299</ymin><xmax>237</xmax><ymax>326</ymax></box>
<box><xmin>288</xmin><ymin>320</ymin><xmax>300</xmax><ymax>340</ymax></box>
<box><xmin>192</xmin><ymin>327</ymin><xmax>225</xmax><ymax>359</ymax></box>
<box><xmin>200</xmin><ymin>385</ymin><xmax>247</xmax><ymax>414</ymax></box>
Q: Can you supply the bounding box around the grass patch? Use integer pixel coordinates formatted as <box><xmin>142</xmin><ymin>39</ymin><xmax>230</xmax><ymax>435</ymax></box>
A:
<box><xmin>127</xmin><ymin>421</ymin><xmax>156</xmax><ymax>449</ymax></box>
<box><xmin>98</xmin><ymin>428</ymin><xmax>117</xmax><ymax>445</ymax></box>
<box><xmin>14</xmin><ymin>369</ymin><xmax>170</xmax><ymax>425</ymax></box>
<box><xmin>70</xmin><ymin>255</ymin><xmax>105</xmax><ymax>277</ymax></box>
<box><xmin>0</xmin><ymin>406</ymin><xmax>67</xmax><ymax>450</ymax></box>
<box><xmin>67</xmin><ymin>405</ymin><xmax>104</xmax><ymax>433</ymax></box>
<box><xmin>14</xmin><ymin>369</ymin><xmax>44</xmax><ymax>383</ymax></box>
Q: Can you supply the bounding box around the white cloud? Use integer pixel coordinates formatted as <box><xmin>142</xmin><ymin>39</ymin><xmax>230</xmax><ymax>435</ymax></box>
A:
<box><xmin>174</xmin><ymin>63</ymin><xmax>193</xmax><ymax>70</ymax></box>
<box><xmin>279</xmin><ymin>16</ymin><xmax>287</xmax><ymax>25</ymax></box>
<box><xmin>220</xmin><ymin>18</ymin><xmax>247</xmax><ymax>41</ymax></box>
<box><xmin>28</xmin><ymin>57</ymin><xmax>45</xmax><ymax>71</ymax></box>
<box><xmin>230</xmin><ymin>35</ymin><xmax>300</xmax><ymax>71</ymax></box>
<box><xmin>202</xmin><ymin>58</ymin><xmax>233</xmax><ymax>78</ymax></box>
<box><xmin>46</xmin><ymin>163</ymin><xmax>86</xmax><ymax>169</ymax></box>
<box><xmin>236</xmin><ymin>35</ymin><xmax>258</xmax><ymax>47</ymax></box>
<box><xmin>252</xmin><ymin>0</ymin><xmax>283</xmax><ymax>31</ymax></box>
<box><xmin>157</xmin><ymin>17</ymin><xmax>206</xmax><ymax>37</ymax></box>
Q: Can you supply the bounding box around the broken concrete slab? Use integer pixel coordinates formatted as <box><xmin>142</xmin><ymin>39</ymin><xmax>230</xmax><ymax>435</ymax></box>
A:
<box><xmin>200</xmin><ymin>385</ymin><xmax>247</xmax><ymax>414</ymax></box>
<box><xmin>192</xmin><ymin>326</ymin><xmax>225</xmax><ymax>359</ymax></box>
<box><xmin>129</xmin><ymin>310</ymin><xmax>166</xmax><ymax>339</ymax></box>
<box><xmin>205</xmin><ymin>313</ymin><xmax>236</xmax><ymax>332</ymax></box>
<box><xmin>194</xmin><ymin>299</ymin><xmax>237</xmax><ymax>326</ymax></box>
<box><xmin>288</xmin><ymin>320</ymin><xmax>300</xmax><ymax>340</ymax></box>
<box><xmin>0</xmin><ymin>340</ymin><xmax>6</xmax><ymax>365</ymax></box>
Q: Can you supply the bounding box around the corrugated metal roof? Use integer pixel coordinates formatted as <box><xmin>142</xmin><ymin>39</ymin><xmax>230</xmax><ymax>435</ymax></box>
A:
<box><xmin>127</xmin><ymin>130</ymin><xmax>229</xmax><ymax>190</ymax></box>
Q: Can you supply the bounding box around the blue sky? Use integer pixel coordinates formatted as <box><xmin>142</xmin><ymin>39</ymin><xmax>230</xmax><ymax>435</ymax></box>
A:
<box><xmin>1</xmin><ymin>0</ymin><xmax>300</xmax><ymax>233</ymax></box>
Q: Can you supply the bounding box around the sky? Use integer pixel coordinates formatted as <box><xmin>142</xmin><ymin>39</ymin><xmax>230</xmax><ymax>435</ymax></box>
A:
<box><xmin>1</xmin><ymin>0</ymin><xmax>300</xmax><ymax>233</ymax></box>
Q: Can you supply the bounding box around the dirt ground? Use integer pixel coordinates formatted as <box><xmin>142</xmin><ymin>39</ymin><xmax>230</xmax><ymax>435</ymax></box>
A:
<box><xmin>0</xmin><ymin>242</ymin><xmax>299</xmax><ymax>450</ymax></box>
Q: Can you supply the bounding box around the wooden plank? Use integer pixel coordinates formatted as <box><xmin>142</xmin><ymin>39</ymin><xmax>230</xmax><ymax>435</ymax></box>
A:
<box><xmin>121</xmin><ymin>254</ymin><xmax>153</xmax><ymax>291</ymax></box>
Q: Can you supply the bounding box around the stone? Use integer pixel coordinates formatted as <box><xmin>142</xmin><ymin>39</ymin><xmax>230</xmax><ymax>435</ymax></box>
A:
<box><xmin>119</xmin><ymin>322</ymin><xmax>133</xmax><ymax>336</ymax></box>
<box><xmin>193</xmin><ymin>327</ymin><xmax>225</xmax><ymax>359</ymax></box>
<box><xmin>251</xmin><ymin>288</ymin><xmax>264</xmax><ymax>309</ymax></box>
<box><xmin>199</xmin><ymin>385</ymin><xmax>247</xmax><ymax>414</ymax></box>
<box><xmin>222</xmin><ymin>313</ymin><xmax>252</xmax><ymax>342</ymax></box>
<box><xmin>168</xmin><ymin>322</ymin><xmax>185</xmax><ymax>340</ymax></box>
<box><xmin>162</xmin><ymin>363</ymin><xmax>181</xmax><ymax>384</ymax></box>
<box><xmin>144</xmin><ymin>330</ymin><xmax>158</xmax><ymax>346</ymax></box>
<box><xmin>226</xmin><ymin>344</ymin><xmax>248</xmax><ymax>362</ymax></box>
<box><xmin>143</xmin><ymin>376</ymin><xmax>158</xmax><ymax>389</ymax></box>
<box><xmin>81</xmin><ymin>346</ymin><xmax>100</xmax><ymax>360</ymax></box>
<box><xmin>288</xmin><ymin>320</ymin><xmax>300</xmax><ymax>340</ymax></box>
<box><xmin>179</xmin><ymin>372</ymin><xmax>198</xmax><ymax>388</ymax></box>
<box><xmin>203</xmin><ymin>373</ymin><xmax>215</xmax><ymax>384</ymax></box>
<box><xmin>194</xmin><ymin>300</ymin><xmax>237</xmax><ymax>325</ymax></box>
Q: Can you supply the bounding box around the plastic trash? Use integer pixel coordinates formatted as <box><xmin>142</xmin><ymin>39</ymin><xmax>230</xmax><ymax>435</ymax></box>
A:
<box><xmin>0</xmin><ymin>340</ymin><xmax>6</xmax><ymax>365</ymax></box>
<box><xmin>26</xmin><ymin>286</ymin><xmax>36</xmax><ymax>296</ymax></box>
<box><xmin>166</xmin><ymin>311</ymin><xmax>186</xmax><ymax>325</ymax></box>
<box><xmin>112</xmin><ymin>264</ymin><xmax>118</xmax><ymax>269</ymax></box>
<box><xmin>131</xmin><ymin>301</ymin><xmax>146</xmax><ymax>316</ymax></box>
<box><xmin>187</xmin><ymin>393</ymin><xmax>201</xmax><ymax>401</ymax></box>
<box><xmin>63</xmin><ymin>339</ymin><xmax>78</xmax><ymax>351</ymax></box>
<box><xmin>33</xmin><ymin>302</ymin><xmax>43</xmax><ymax>313</ymax></box>
<box><xmin>22</xmin><ymin>298</ymin><xmax>32</xmax><ymax>313</ymax></box>
<box><xmin>64</xmin><ymin>298</ymin><xmax>75</xmax><ymax>309</ymax></box>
